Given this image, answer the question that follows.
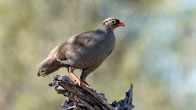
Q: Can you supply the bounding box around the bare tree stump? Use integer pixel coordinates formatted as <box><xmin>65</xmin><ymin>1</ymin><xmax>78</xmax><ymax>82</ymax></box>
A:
<box><xmin>49</xmin><ymin>75</ymin><xmax>134</xmax><ymax>110</ymax></box>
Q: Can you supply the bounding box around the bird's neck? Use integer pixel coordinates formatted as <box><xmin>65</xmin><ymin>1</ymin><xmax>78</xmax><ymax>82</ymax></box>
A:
<box><xmin>97</xmin><ymin>24</ymin><xmax>113</xmax><ymax>33</ymax></box>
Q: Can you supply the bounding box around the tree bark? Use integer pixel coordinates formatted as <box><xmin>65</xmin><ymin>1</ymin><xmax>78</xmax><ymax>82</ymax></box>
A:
<box><xmin>49</xmin><ymin>75</ymin><xmax>134</xmax><ymax>110</ymax></box>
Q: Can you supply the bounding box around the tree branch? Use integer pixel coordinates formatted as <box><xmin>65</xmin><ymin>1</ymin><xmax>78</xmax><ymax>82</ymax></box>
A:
<box><xmin>49</xmin><ymin>75</ymin><xmax>134</xmax><ymax>110</ymax></box>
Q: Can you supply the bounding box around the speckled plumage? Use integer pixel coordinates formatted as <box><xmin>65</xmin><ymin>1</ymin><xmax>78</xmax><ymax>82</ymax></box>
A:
<box><xmin>38</xmin><ymin>17</ymin><xmax>124</xmax><ymax>82</ymax></box>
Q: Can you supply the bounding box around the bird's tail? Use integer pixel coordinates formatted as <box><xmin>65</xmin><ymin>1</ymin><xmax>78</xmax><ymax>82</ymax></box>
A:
<box><xmin>37</xmin><ymin>56</ymin><xmax>61</xmax><ymax>77</ymax></box>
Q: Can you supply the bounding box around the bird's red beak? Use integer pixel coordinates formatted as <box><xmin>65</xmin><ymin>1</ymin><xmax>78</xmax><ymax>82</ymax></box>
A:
<box><xmin>117</xmin><ymin>22</ymin><xmax>125</xmax><ymax>27</ymax></box>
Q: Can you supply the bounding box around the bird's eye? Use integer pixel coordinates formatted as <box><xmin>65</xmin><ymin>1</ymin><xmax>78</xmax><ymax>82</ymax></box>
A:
<box><xmin>111</xmin><ymin>20</ymin><xmax>116</xmax><ymax>24</ymax></box>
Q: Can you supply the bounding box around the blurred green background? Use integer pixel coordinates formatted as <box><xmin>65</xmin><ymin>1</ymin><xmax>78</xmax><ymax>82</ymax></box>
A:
<box><xmin>0</xmin><ymin>0</ymin><xmax>196</xmax><ymax>110</ymax></box>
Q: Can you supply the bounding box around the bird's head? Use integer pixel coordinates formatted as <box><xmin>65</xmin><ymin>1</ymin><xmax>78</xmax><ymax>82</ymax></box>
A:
<box><xmin>101</xmin><ymin>17</ymin><xmax>125</xmax><ymax>31</ymax></box>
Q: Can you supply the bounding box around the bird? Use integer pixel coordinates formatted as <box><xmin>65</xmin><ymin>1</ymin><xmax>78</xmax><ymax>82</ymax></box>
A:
<box><xmin>37</xmin><ymin>17</ymin><xmax>125</xmax><ymax>88</ymax></box>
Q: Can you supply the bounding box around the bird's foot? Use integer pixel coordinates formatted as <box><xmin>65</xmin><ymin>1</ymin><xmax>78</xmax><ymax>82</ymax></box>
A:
<box><xmin>69</xmin><ymin>72</ymin><xmax>81</xmax><ymax>84</ymax></box>
<box><xmin>81</xmin><ymin>81</ymin><xmax>92</xmax><ymax>89</ymax></box>
<box><xmin>69</xmin><ymin>72</ymin><xmax>92</xmax><ymax>89</ymax></box>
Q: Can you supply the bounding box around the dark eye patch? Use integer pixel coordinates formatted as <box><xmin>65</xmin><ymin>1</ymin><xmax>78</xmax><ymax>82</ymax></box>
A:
<box><xmin>116</xmin><ymin>19</ymin><xmax>120</xmax><ymax>24</ymax></box>
<box><xmin>111</xmin><ymin>19</ymin><xmax>119</xmax><ymax>25</ymax></box>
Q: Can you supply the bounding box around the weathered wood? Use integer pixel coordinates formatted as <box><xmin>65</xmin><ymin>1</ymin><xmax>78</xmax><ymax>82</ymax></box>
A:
<box><xmin>49</xmin><ymin>75</ymin><xmax>134</xmax><ymax>110</ymax></box>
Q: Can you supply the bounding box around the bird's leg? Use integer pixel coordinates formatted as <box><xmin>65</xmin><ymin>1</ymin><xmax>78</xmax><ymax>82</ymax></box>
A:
<box><xmin>68</xmin><ymin>67</ymin><xmax>81</xmax><ymax>84</ymax></box>
<box><xmin>80</xmin><ymin>69</ymin><xmax>95</xmax><ymax>89</ymax></box>
<box><xmin>69</xmin><ymin>72</ymin><xmax>92</xmax><ymax>88</ymax></box>
<box><xmin>69</xmin><ymin>72</ymin><xmax>81</xmax><ymax>84</ymax></box>
<box><xmin>82</xmin><ymin>80</ymin><xmax>92</xmax><ymax>88</ymax></box>
<box><xmin>68</xmin><ymin>67</ymin><xmax>92</xmax><ymax>88</ymax></box>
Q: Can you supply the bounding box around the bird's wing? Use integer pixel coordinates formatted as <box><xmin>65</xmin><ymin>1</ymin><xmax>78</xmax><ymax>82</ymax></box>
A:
<box><xmin>65</xmin><ymin>31</ymin><xmax>95</xmax><ymax>51</ymax></box>
<box><xmin>48</xmin><ymin>31</ymin><xmax>96</xmax><ymax>60</ymax></box>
